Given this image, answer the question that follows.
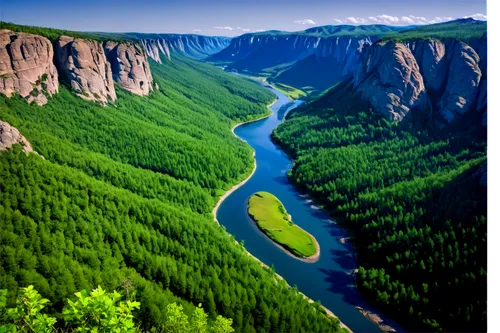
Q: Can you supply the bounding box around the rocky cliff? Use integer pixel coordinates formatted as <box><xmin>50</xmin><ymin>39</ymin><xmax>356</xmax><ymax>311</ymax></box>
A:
<box><xmin>353</xmin><ymin>37</ymin><xmax>486</xmax><ymax>124</ymax></box>
<box><xmin>140</xmin><ymin>35</ymin><xmax>231</xmax><ymax>62</ymax></box>
<box><xmin>0</xmin><ymin>31</ymin><xmax>154</xmax><ymax>105</ymax></box>
<box><xmin>0</xmin><ymin>120</ymin><xmax>32</xmax><ymax>152</ymax></box>
<box><xmin>209</xmin><ymin>34</ymin><xmax>321</xmax><ymax>72</ymax></box>
<box><xmin>273</xmin><ymin>36</ymin><xmax>373</xmax><ymax>91</ymax></box>
<box><xmin>353</xmin><ymin>41</ymin><xmax>427</xmax><ymax>121</ymax></box>
<box><xmin>105</xmin><ymin>41</ymin><xmax>153</xmax><ymax>96</ymax></box>
<box><xmin>55</xmin><ymin>36</ymin><xmax>116</xmax><ymax>104</ymax></box>
<box><xmin>208</xmin><ymin>30</ymin><xmax>398</xmax><ymax>92</ymax></box>
<box><xmin>0</xmin><ymin>30</ymin><xmax>58</xmax><ymax>105</ymax></box>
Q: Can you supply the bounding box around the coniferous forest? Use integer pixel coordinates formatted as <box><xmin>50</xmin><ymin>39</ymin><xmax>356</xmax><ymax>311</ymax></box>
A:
<box><xmin>0</xmin><ymin>45</ymin><xmax>344</xmax><ymax>332</ymax></box>
<box><xmin>0</xmin><ymin>15</ymin><xmax>489</xmax><ymax>333</ymax></box>
<box><xmin>273</xmin><ymin>81</ymin><xmax>487</xmax><ymax>332</ymax></box>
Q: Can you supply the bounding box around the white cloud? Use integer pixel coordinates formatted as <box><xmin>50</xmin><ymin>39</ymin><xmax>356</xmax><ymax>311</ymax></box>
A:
<box><xmin>345</xmin><ymin>17</ymin><xmax>367</xmax><ymax>24</ymax></box>
<box><xmin>400</xmin><ymin>16</ymin><xmax>414</xmax><ymax>24</ymax></box>
<box><xmin>214</xmin><ymin>26</ymin><xmax>233</xmax><ymax>31</ymax></box>
<box><xmin>192</xmin><ymin>29</ymin><xmax>202</xmax><ymax>32</ymax></box>
<box><xmin>294</xmin><ymin>19</ymin><xmax>316</xmax><ymax>25</ymax></box>
<box><xmin>237</xmin><ymin>27</ymin><xmax>251</xmax><ymax>32</ymax></box>
<box><xmin>464</xmin><ymin>13</ymin><xmax>487</xmax><ymax>21</ymax></box>
<box><xmin>254</xmin><ymin>29</ymin><xmax>265</xmax><ymax>32</ymax></box>
<box><xmin>333</xmin><ymin>19</ymin><xmax>344</xmax><ymax>24</ymax></box>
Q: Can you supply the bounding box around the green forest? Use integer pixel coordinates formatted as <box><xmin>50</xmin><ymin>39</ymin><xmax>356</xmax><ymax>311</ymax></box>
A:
<box><xmin>273</xmin><ymin>81</ymin><xmax>487</xmax><ymax>332</ymax></box>
<box><xmin>0</xmin><ymin>29</ymin><xmax>344</xmax><ymax>332</ymax></box>
<box><xmin>0</xmin><ymin>285</ymin><xmax>234</xmax><ymax>332</ymax></box>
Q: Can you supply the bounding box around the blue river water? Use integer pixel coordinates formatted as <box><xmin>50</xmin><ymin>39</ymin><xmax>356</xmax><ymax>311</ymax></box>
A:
<box><xmin>216</xmin><ymin>86</ymin><xmax>389</xmax><ymax>332</ymax></box>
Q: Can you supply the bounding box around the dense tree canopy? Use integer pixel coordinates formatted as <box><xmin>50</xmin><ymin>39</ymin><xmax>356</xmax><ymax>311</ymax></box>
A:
<box><xmin>0</xmin><ymin>41</ymin><xmax>343</xmax><ymax>332</ymax></box>
<box><xmin>273</xmin><ymin>81</ymin><xmax>487</xmax><ymax>332</ymax></box>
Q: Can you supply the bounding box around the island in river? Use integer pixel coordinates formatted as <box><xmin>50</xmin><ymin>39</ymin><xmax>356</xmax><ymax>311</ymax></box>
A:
<box><xmin>247</xmin><ymin>191</ymin><xmax>320</xmax><ymax>263</ymax></box>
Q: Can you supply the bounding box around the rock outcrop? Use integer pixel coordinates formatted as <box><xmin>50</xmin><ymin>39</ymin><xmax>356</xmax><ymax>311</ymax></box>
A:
<box><xmin>405</xmin><ymin>39</ymin><xmax>482</xmax><ymax>123</ymax></box>
<box><xmin>0</xmin><ymin>120</ymin><xmax>33</xmax><ymax>152</ymax></box>
<box><xmin>105</xmin><ymin>41</ymin><xmax>153</xmax><ymax>96</ymax></box>
<box><xmin>141</xmin><ymin>35</ymin><xmax>231</xmax><ymax>61</ymax></box>
<box><xmin>55</xmin><ymin>36</ymin><xmax>116</xmax><ymax>104</ymax></box>
<box><xmin>0</xmin><ymin>30</ymin><xmax>58</xmax><ymax>105</ymax></box>
<box><xmin>353</xmin><ymin>41</ymin><xmax>427</xmax><ymax>121</ymax></box>
<box><xmin>274</xmin><ymin>36</ymin><xmax>372</xmax><ymax>91</ymax></box>
<box><xmin>353</xmin><ymin>38</ymin><xmax>486</xmax><ymax>123</ymax></box>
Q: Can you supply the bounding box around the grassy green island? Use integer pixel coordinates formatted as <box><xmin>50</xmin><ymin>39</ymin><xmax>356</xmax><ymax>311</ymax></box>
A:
<box><xmin>248</xmin><ymin>192</ymin><xmax>319</xmax><ymax>260</ymax></box>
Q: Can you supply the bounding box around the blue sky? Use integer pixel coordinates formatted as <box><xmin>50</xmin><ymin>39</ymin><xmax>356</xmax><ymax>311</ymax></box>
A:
<box><xmin>0</xmin><ymin>0</ymin><xmax>487</xmax><ymax>36</ymax></box>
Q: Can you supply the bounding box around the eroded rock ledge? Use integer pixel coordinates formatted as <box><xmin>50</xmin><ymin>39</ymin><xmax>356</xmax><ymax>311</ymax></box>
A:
<box><xmin>0</xmin><ymin>120</ymin><xmax>33</xmax><ymax>152</ymax></box>
<box><xmin>56</xmin><ymin>36</ymin><xmax>117</xmax><ymax>104</ymax></box>
<box><xmin>105</xmin><ymin>41</ymin><xmax>153</xmax><ymax>96</ymax></box>
<box><xmin>0</xmin><ymin>30</ymin><xmax>59</xmax><ymax>105</ymax></box>
<box><xmin>0</xmin><ymin>30</ymin><xmax>154</xmax><ymax>106</ymax></box>
<box><xmin>353</xmin><ymin>37</ymin><xmax>486</xmax><ymax>124</ymax></box>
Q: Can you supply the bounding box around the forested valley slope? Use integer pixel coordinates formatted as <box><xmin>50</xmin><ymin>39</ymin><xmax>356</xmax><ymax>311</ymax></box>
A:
<box><xmin>0</xmin><ymin>23</ymin><xmax>345</xmax><ymax>333</ymax></box>
<box><xmin>273</xmin><ymin>19</ymin><xmax>487</xmax><ymax>333</ymax></box>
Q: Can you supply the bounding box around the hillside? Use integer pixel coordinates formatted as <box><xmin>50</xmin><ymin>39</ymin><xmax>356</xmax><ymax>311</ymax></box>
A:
<box><xmin>0</xmin><ymin>25</ymin><xmax>344</xmax><ymax>332</ymax></box>
<box><xmin>272</xmin><ymin>39</ymin><xmax>487</xmax><ymax>332</ymax></box>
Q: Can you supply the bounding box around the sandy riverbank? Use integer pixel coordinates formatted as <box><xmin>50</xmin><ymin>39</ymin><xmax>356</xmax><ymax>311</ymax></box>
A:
<box><xmin>211</xmin><ymin>95</ymin><xmax>352</xmax><ymax>332</ymax></box>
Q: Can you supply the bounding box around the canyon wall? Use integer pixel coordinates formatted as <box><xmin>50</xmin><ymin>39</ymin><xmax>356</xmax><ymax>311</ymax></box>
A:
<box><xmin>353</xmin><ymin>38</ymin><xmax>486</xmax><ymax>123</ymax></box>
<box><xmin>0</xmin><ymin>30</ymin><xmax>154</xmax><ymax>105</ymax></box>
<box><xmin>141</xmin><ymin>35</ymin><xmax>231</xmax><ymax>62</ymax></box>
<box><xmin>55</xmin><ymin>36</ymin><xmax>117</xmax><ymax>104</ymax></box>
<box><xmin>0</xmin><ymin>30</ymin><xmax>58</xmax><ymax>105</ymax></box>
<box><xmin>105</xmin><ymin>41</ymin><xmax>154</xmax><ymax>96</ymax></box>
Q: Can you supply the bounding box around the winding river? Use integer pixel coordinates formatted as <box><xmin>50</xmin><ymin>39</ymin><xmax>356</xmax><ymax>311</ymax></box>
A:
<box><xmin>217</xmin><ymin>86</ymin><xmax>390</xmax><ymax>333</ymax></box>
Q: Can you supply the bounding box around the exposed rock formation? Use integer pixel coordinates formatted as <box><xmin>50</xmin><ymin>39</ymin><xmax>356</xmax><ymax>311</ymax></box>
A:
<box><xmin>142</xmin><ymin>40</ymin><xmax>163</xmax><ymax>63</ymax></box>
<box><xmin>141</xmin><ymin>35</ymin><xmax>231</xmax><ymax>61</ymax></box>
<box><xmin>0</xmin><ymin>120</ymin><xmax>33</xmax><ymax>152</ymax></box>
<box><xmin>55</xmin><ymin>36</ymin><xmax>116</xmax><ymax>104</ymax></box>
<box><xmin>105</xmin><ymin>41</ymin><xmax>153</xmax><ymax>96</ymax></box>
<box><xmin>353</xmin><ymin>41</ymin><xmax>427</xmax><ymax>121</ymax></box>
<box><xmin>0</xmin><ymin>30</ymin><xmax>58</xmax><ymax>105</ymax></box>
<box><xmin>274</xmin><ymin>36</ymin><xmax>372</xmax><ymax>91</ymax></box>
<box><xmin>353</xmin><ymin>38</ymin><xmax>486</xmax><ymax>123</ymax></box>
<box><xmin>408</xmin><ymin>39</ymin><xmax>482</xmax><ymax>122</ymax></box>
<box><xmin>209</xmin><ymin>34</ymin><xmax>321</xmax><ymax>71</ymax></box>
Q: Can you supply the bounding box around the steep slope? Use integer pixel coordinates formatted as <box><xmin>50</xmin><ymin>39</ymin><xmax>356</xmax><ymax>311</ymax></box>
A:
<box><xmin>136</xmin><ymin>34</ymin><xmax>231</xmax><ymax>61</ymax></box>
<box><xmin>55</xmin><ymin>36</ymin><xmax>117</xmax><ymax>103</ymax></box>
<box><xmin>272</xmin><ymin>19</ymin><xmax>487</xmax><ymax>332</ymax></box>
<box><xmin>273</xmin><ymin>79</ymin><xmax>486</xmax><ymax>332</ymax></box>
<box><xmin>0</xmin><ymin>120</ymin><xmax>32</xmax><ymax>152</ymax></box>
<box><xmin>0</xmin><ymin>24</ymin><xmax>345</xmax><ymax>333</ymax></box>
<box><xmin>352</xmin><ymin>35</ymin><xmax>485</xmax><ymax>124</ymax></box>
<box><xmin>105</xmin><ymin>41</ymin><xmax>154</xmax><ymax>96</ymax></box>
<box><xmin>209</xmin><ymin>20</ymin><xmax>486</xmax><ymax>97</ymax></box>
<box><xmin>0</xmin><ymin>30</ymin><xmax>59</xmax><ymax>105</ymax></box>
<box><xmin>207</xmin><ymin>25</ymin><xmax>403</xmax><ymax>94</ymax></box>
<box><xmin>0</xmin><ymin>24</ymin><xmax>155</xmax><ymax>105</ymax></box>
<box><xmin>271</xmin><ymin>36</ymin><xmax>373</xmax><ymax>93</ymax></box>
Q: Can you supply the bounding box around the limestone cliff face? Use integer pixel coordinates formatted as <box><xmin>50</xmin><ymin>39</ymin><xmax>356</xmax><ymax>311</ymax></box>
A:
<box><xmin>0</xmin><ymin>30</ymin><xmax>58</xmax><ymax>105</ymax></box>
<box><xmin>105</xmin><ymin>41</ymin><xmax>153</xmax><ymax>96</ymax></box>
<box><xmin>0</xmin><ymin>120</ymin><xmax>32</xmax><ymax>152</ymax></box>
<box><xmin>141</xmin><ymin>35</ymin><xmax>231</xmax><ymax>61</ymax></box>
<box><xmin>55</xmin><ymin>36</ymin><xmax>116</xmax><ymax>104</ymax></box>
<box><xmin>353</xmin><ymin>41</ymin><xmax>427</xmax><ymax>121</ymax></box>
<box><xmin>353</xmin><ymin>37</ymin><xmax>486</xmax><ymax>124</ymax></box>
